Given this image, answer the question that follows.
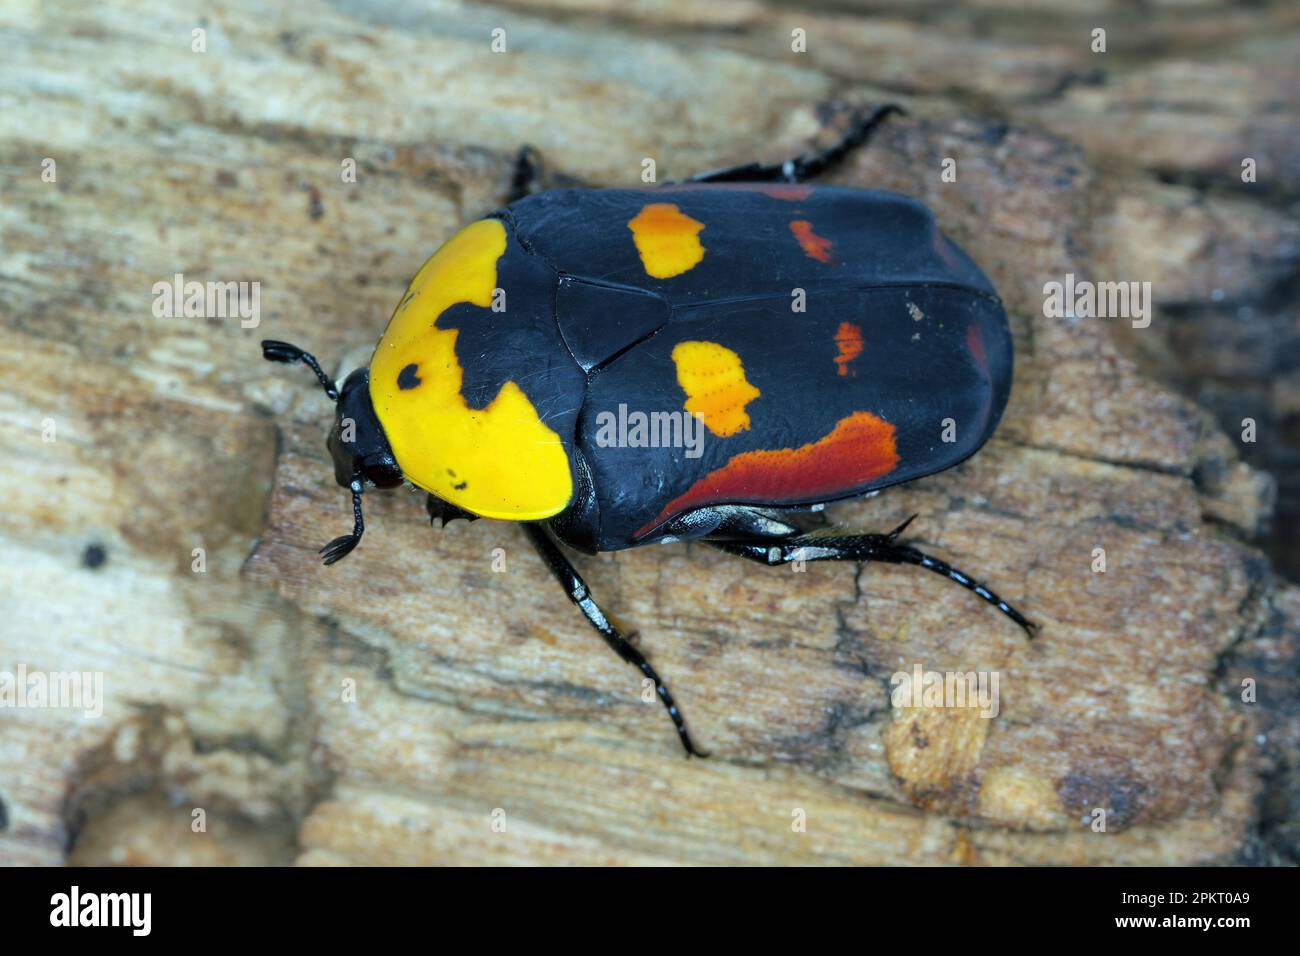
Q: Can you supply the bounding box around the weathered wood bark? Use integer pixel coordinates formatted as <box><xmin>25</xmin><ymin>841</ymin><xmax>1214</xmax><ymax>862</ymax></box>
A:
<box><xmin>0</xmin><ymin>0</ymin><xmax>1296</xmax><ymax>865</ymax></box>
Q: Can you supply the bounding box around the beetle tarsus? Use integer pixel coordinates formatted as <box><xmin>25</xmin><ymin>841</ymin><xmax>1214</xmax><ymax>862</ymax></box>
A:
<box><xmin>784</xmin><ymin>103</ymin><xmax>906</xmax><ymax>182</ymax></box>
<box><xmin>684</xmin><ymin>102</ymin><xmax>904</xmax><ymax>185</ymax></box>
<box><xmin>523</xmin><ymin>523</ymin><xmax>707</xmax><ymax>757</ymax></box>
<box><xmin>881</xmin><ymin>542</ymin><xmax>1038</xmax><ymax>638</ymax></box>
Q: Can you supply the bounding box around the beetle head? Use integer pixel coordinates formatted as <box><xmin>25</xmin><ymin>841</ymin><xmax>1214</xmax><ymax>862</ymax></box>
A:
<box><xmin>261</xmin><ymin>339</ymin><xmax>402</xmax><ymax>564</ymax></box>
<box><xmin>329</xmin><ymin>368</ymin><xmax>403</xmax><ymax>491</ymax></box>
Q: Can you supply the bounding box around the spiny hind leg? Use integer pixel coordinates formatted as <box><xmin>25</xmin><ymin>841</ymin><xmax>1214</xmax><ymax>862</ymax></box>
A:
<box><xmin>705</xmin><ymin>511</ymin><xmax>1037</xmax><ymax>636</ymax></box>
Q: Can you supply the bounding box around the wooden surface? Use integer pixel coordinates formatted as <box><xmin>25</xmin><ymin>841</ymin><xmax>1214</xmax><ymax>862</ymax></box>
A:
<box><xmin>1</xmin><ymin>0</ymin><xmax>1298</xmax><ymax>865</ymax></box>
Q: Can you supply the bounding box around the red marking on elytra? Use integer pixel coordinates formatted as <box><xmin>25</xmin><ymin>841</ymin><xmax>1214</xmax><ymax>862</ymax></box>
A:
<box><xmin>754</xmin><ymin>183</ymin><xmax>813</xmax><ymax>201</ymax></box>
<box><xmin>790</xmin><ymin>220</ymin><xmax>834</xmax><ymax>263</ymax></box>
<box><xmin>648</xmin><ymin>183</ymin><xmax>813</xmax><ymax>201</ymax></box>
<box><xmin>966</xmin><ymin>323</ymin><xmax>988</xmax><ymax>374</ymax></box>
<box><xmin>635</xmin><ymin>411</ymin><xmax>899</xmax><ymax>538</ymax></box>
<box><xmin>930</xmin><ymin>227</ymin><xmax>961</xmax><ymax>269</ymax></box>
<box><xmin>833</xmin><ymin>322</ymin><xmax>863</xmax><ymax>376</ymax></box>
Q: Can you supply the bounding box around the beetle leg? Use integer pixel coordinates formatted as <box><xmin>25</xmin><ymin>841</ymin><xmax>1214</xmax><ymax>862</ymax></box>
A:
<box><xmin>683</xmin><ymin>103</ymin><xmax>904</xmax><ymax>185</ymax></box>
<box><xmin>426</xmin><ymin>493</ymin><xmax>480</xmax><ymax>527</ymax></box>
<box><xmin>707</xmin><ymin>520</ymin><xmax>1038</xmax><ymax>637</ymax></box>
<box><xmin>522</xmin><ymin>523</ymin><xmax>707</xmax><ymax>757</ymax></box>
<box><xmin>505</xmin><ymin>145</ymin><xmax>542</xmax><ymax>203</ymax></box>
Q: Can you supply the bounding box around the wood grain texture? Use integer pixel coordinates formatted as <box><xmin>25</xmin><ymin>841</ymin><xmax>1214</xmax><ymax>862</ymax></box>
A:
<box><xmin>1</xmin><ymin>0</ymin><xmax>1296</xmax><ymax>865</ymax></box>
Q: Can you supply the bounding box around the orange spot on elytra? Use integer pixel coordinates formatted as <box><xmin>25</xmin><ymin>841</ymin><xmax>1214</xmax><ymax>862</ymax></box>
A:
<box><xmin>672</xmin><ymin>341</ymin><xmax>760</xmax><ymax>437</ymax></box>
<box><xmin>790</xmin><ymin>220</ymin><xmax>834</xmax><ymax>263</ymax></box>
<box><xmin>635</xmin><ymin>411</ymin><xmax>899</xmax><ymax>537</ymax></box>
<box><xmin>628</xmin><ymin>203</ymin><xmax>706</xmax><ymax>278</ymax></box>
<box><xmin>833</xmin><ymin>322</ymin><xmax>863</xmax><ymax>376</ymax></box>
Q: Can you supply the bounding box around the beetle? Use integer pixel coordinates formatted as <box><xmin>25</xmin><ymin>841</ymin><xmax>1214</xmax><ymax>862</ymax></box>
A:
<box><xmin>263</xmin><ymin>105</ymin><xmax>1035</xmax><ymax>756</ymax></box>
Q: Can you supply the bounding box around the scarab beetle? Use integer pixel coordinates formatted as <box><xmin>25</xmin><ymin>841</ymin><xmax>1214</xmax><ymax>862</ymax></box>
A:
<box><xmin>263</xmin><ymin>106</ymin><xmax>1035</xmax><ymax>755</ymax></box>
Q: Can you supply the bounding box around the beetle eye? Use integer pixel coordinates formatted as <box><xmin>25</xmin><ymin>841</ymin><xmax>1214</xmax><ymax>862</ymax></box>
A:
<box><xmin>363</xmin><ymin>460</ymin><xmax>403</xmax><ymax>489</ymax></box>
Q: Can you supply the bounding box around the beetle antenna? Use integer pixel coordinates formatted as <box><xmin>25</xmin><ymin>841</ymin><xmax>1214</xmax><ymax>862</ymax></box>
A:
<box><xmin>261</xmin><ymin>339</ymin><xmax>339</xmax><ymax>402</ymax></box>
<box><xmin>320</xmin><ymin>478</ymin><xmax>365</xmax><ymax>565</ymax></box>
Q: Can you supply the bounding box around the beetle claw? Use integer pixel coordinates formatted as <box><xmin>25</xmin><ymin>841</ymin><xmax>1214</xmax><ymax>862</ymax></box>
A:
<box><xmin>887</xmin><ymin>513</ymin><xmax>919</xmax><ymax>542</ymax></box>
